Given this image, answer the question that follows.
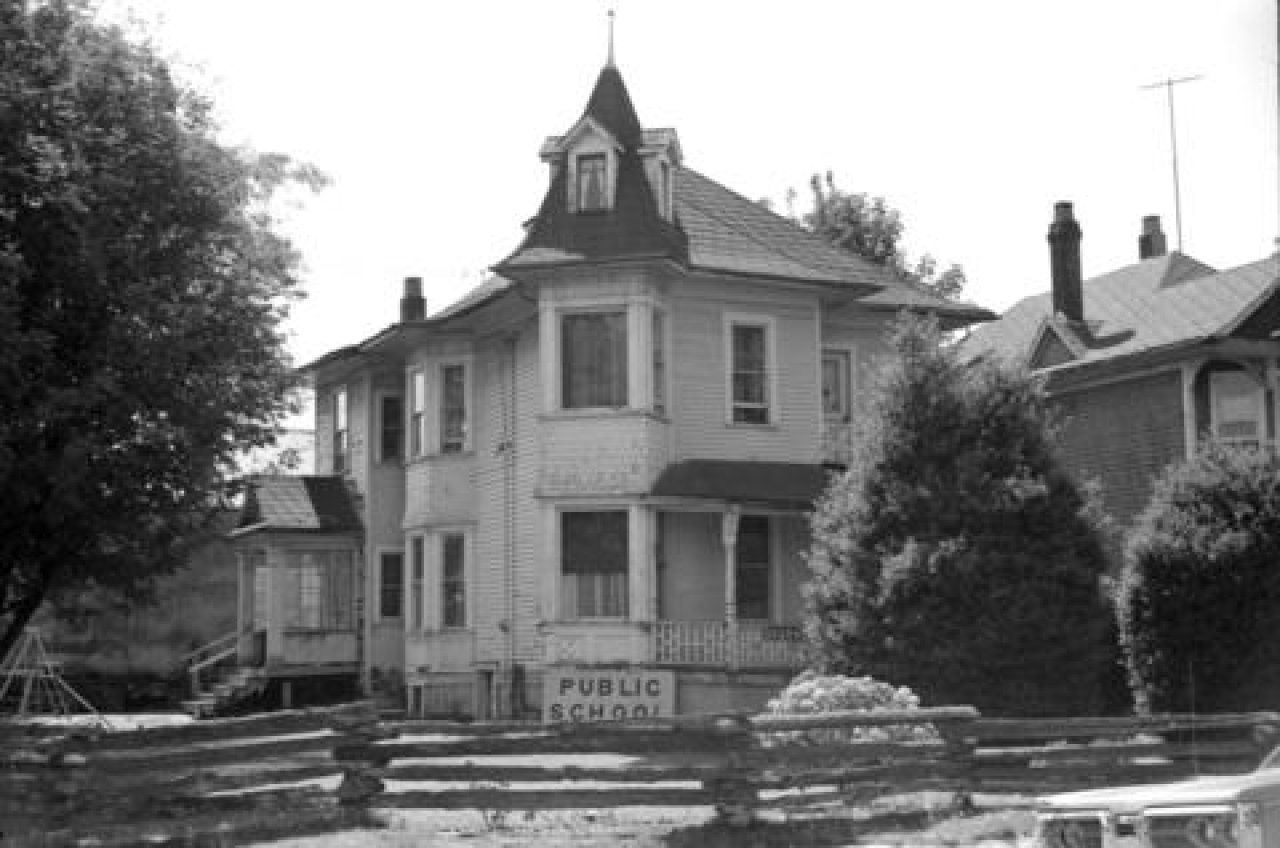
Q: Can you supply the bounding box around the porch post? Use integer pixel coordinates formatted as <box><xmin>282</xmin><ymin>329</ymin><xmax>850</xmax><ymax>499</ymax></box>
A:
<box><xmin>265</xmin><ymin>546</ymin><xmax>286</xmax><ymax>668</ymax></box>
<box><xmin>721</xmin><ymin>506</ymin><xmax>741</xmax><ymax>671</ymax></box>
<box><xmin>236</xmin><ymin>552</ymin><xmax>252</xmax><ymax>664</ymax></box>
<box><xmin>1181</xmin><ymin>361</ymin><xmax>1200</xmax><ymax>459</ymax></box>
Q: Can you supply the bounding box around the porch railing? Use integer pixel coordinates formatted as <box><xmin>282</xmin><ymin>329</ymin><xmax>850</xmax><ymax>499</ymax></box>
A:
<box><xmin>651</xmin><ymin>620</ymin><xmax>806</xmax><ymax>669</ymax></box>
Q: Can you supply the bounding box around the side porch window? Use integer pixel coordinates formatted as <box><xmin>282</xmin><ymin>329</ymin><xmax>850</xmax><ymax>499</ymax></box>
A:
<box><xmin>283</xmin><ymin>550</ymin><xmax>355</xmax><ymax>631</ymax></box>
<box><xmin>561</xmin><ymin>511</ymin><xmax>629</xmax><ymax>618</ymax></box>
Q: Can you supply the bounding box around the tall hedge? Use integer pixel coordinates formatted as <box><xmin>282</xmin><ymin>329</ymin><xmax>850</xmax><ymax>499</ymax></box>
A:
<box><xmin>803</xmin><ymin>315</ymin><xmax>1119</xmax><ymax>716</ymax></box>
<box><xmin>1118</xmin><ymin>443</ymin><xmax>1280</xmax><ymax>713</ymax></box>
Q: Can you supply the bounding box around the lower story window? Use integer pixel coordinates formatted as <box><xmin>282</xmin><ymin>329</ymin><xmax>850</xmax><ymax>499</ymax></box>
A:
<box><xmin>283</xmin><ymin>550</ymin><xmax>354</xmax><ymax>630</ymax></box>
<box><xmin>736</xmin><ymin>516</ymin><xmax>770</xmax><ymax>621</ymax></box>
<box><xmin>561</xmin><ymin>511</ymin><xmax>629</xmax><ymax>618</ymax></box>
<box><xmin>442</xmin><ymin>533</ymin><xmax>467</xmax><ymax>628</ymax></box>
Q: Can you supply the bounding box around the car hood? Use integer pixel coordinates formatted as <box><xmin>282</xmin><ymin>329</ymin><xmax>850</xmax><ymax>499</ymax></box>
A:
<box><xmin>1041</xmin><ymin>770</ymin><xmax>1280</xmax><ymax>812</ymax></box>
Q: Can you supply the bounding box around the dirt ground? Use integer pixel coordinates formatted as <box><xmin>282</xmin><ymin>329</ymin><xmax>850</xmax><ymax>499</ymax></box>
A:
<box><xmin>254</xmin><ymin>794</ymin><xmax>1038</xmax><ymax>847</ymax></box>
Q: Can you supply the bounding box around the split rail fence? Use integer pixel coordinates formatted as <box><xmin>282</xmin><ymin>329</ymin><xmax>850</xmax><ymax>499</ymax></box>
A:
<box><xmin>3</xmin><ymin>700</ymin><xmax>1280</xmax><ymax>843</ymax></box>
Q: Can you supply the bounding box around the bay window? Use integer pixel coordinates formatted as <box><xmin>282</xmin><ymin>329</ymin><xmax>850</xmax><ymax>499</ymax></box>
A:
<box><xmin>561</xmin><ymin>511</ymin><xmax>629</xmax><ymax>618</ymax></box>
<box><xmin>332</xmin><ymin>387</ymin><xmax>348</xmax><ymax>472</ymax></box>
<box><xmin>442</xmin><ymin>533</ymin><xmax>467</xmax><ymax>628</ymax></box>
<box><xmin>440</xmin><ymin>364</ymin><xmax>467</xmax><ymax>453</ymax></box>
<box><xmin>410</xmin><ymin>370</ymin><xmax>426</xmax><ymax>457</ymax></box>
<box><xmin>410</xmin><ymin>536</ymin><xmax>425</xmax><ymax>631</ymax></box>
<box><xmin>561</xmin><ymin>311</ymin><xmax>627</xmax><ymax>409</ymax></box>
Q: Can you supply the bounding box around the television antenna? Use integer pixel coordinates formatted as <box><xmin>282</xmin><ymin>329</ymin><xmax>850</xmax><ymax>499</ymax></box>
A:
<box><xmin>1140</xmin><ymin>74</ymin><xmax>1203</xmax><ymax>253</ymax></box>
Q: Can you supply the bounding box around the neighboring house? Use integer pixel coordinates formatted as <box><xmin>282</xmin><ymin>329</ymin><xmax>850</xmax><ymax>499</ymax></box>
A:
<box><xmin>228</xmin><ymin>58</ymin><xmax>992</xmax><ymax>719</ymax></box>
<box><xmin>964</xmin><ymin>202</ymin><xmax>1280</xmax><ymax>550</ymax></box>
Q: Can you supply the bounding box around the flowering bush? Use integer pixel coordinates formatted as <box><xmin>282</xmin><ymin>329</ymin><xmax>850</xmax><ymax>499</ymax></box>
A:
<box><xmin>762</xmin><ymin>670</ymin><xmax>938</xmax><ymax>746</ymax></box>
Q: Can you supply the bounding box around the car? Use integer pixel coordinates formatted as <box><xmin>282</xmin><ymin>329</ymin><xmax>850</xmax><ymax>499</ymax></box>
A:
<box><xmin>1033</xmin><ymin>748</ymin><xmax>1280</xmax><ymax>847</ymax></box>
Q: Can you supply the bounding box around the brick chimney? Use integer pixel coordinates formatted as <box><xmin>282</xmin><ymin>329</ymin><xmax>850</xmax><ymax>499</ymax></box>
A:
<box><xmin>1047</xmin><ymin>201</ymin><xmax>1083</xmax><ymax>322</ymax></box>
<box><xmin>400</xmin><ymin>276</ymin><xmax>425</xmax><ymax>322</ymax></box>
<box><xmin>1138</xmin><ymin>215</ymin><xmax>1168</xmax><ymax>260</ymax></box>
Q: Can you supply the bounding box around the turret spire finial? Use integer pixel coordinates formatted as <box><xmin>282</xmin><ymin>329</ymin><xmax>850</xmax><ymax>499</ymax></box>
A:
<box><xmin>606</xmin><ymin>9</ymin><xmax>615</xmax><ymax>68</ymax></box>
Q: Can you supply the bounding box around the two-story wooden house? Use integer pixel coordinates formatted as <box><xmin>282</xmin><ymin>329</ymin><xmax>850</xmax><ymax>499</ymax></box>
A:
<box><xmin>224</xmin><ymin>59</ymin><xmax>992</xmax><ymax>719</ymax></box>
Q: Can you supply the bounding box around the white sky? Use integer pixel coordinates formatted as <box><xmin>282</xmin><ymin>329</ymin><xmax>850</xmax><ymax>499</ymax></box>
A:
<box><xmin>104</xmin><ymin>0</ymin><xmax>1278</xmax><ymax>370</ymax></box>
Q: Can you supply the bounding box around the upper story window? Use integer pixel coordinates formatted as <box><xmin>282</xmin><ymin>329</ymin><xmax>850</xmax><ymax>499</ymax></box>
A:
<box><xmin>332</xmin><ymin>387</ymin><xmax>348</xmax><ymax>473</ymax></box>
<box><xmin>379</xmin><ymin>395</ymin><xmax>404</xmax><ymax>463</ymax></box>
<box><xmin>659</xmin><ymin>160</ymin><xmax>671</xmax><ymax>218</ymax></box>
<box><xmin>577</xmin><ymin>153</ymin><xmax>607</xmax><ymax>212</ymax></box>
<box><xmin>440</xmin><ymin>364</ymin><xmax>467</xmax><ymax>453</ymax></box>
<box><xmin>822</xmin><ymin>349</ymin><xmax>852</xmax><ymax>421</ymax></box>
<box><xmin>727</xmin><ymin>317</ymin><xmax>774</xmax><ymax>425</ymax></box>
<box><xmin>1210</xmin><ymin>370</ymin><xmax>1266</xmax><ymax>445</ymax></box>
<box><xmin>410</xmin><ymin>370</ymin><xmax>426</xmax><ymax>457</ymax></box>
<box><xmin>562</xmin><ymin>311</ymin><xmax>627</xmax><ymax>409</ymax></box>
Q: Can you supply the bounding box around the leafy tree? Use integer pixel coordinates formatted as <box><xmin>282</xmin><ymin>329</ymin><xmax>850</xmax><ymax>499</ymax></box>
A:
<box><xmin>802</xmin><ymin>314</ymin><xmax>1118</xmax><ymax>715</ymax></box>
<box><xmin>0</xmin><ymin>1</ymin><xmax>321</xmax><ymax>661</ymax></box>
<box><xmin>802</xmin><ymin>172</ymin><xmax>966</xmax><ymax>300</ymax></box>
<box><xmin>1118</xmin><ymin>444</ymin><xmax>1280</xmax><ymax>713</ymax></box>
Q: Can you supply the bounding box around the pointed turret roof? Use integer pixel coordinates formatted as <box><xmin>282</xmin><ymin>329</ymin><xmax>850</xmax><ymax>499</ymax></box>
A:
<box><xmin>581</xmin><ymin>65</ymin><xmax>643</xmax><ymax>148</ymax></box>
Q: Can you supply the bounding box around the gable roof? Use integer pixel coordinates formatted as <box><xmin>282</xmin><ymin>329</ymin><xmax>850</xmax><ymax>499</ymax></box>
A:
<box><xmin>233</xmin><ymin>475</ymin><xmax>362</xmax><ymax>536</ymax></box>
<box><xmin>963</xmin><ymin>253</ymin><xmax>1280</xmax><ymax>372</ymax></box>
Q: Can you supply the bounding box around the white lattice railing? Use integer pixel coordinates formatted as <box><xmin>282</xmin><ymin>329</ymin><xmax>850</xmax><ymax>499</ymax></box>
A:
<box><xmin>651</xmin><ymin>620</ymin><xmax>806</xmax><ymax>669</ymax></box>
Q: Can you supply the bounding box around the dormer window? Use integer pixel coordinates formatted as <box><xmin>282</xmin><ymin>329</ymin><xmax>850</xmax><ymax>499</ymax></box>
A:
<box><xmin>577</xmin><ymin>153</ymin><xmax>607</xmax><ymax>212</ymax></box>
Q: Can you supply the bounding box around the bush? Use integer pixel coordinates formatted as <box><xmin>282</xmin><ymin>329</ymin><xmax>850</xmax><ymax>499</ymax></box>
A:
<box><xmin>804</xmin><ymin>315</ymin><xmax>1118</xmax><ymax>716</ymax></box>
<box><xmin>762</xmin><ymin>670</ymin><xmax>938</xmax><ymax>746</ymax></box>
<box><xmin>1118</xmin><ymin>443</ymin><xmax>1280</xmax><ymax>713</ymax></box>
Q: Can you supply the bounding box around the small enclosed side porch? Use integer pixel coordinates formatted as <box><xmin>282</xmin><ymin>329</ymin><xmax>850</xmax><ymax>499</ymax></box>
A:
<box><xmin>540</xmin><ymin>460</ymin><xmax>829</xmax><ymax>675</ymax></box>
<box><xmin>211</xmin><ymin>476</ymin><xmax>365</xmax><ymax>711</ymax></box>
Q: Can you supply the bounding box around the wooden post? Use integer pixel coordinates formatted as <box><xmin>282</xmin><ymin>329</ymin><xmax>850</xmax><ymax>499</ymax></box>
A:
<box><xmin>721</xmin><ymin>507</ymin><xmax>740</xmax><ymax>671</ymax></box>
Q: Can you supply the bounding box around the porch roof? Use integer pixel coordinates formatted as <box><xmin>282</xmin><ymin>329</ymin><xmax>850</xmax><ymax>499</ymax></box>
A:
<box><xmin>232</xmin><ymin>475</ymin><xmax>362</xmax><ymax>537</ymax></box>
<box><xmin>650</xmin><ymin>460</ymin><xmax>831</xmax><ymax>510</ymax></box>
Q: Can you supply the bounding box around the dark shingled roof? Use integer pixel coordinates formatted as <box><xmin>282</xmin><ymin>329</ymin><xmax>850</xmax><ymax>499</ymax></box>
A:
<box><xmin>651</xmin><ymin>460</ymin><xmax>831</xmax><ymax>510</ymax></box>
<box><xmin>962</xmin><ymin>254</ymin><xmax>1280</xmax><ymax>371</ymax></box>
<box><xmin>235</xmin><ymin>476</ymin><xmax>362</xmax><ymax>535</ymax></box>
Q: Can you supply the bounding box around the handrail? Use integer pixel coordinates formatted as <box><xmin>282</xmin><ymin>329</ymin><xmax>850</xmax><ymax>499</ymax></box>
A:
<box><xmin>181</xmin><ymin>631</ymin><xmax>238</xmax><ymax>666</ymax></box>
<box><xmin>190</xmin><ymin>644</ymin><xmax>238</xmax><ymax>675</ymax></box>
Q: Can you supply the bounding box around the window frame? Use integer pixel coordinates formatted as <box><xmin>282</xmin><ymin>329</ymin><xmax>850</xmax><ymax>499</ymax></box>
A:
<box><xmin>409</xmin><ymin>535</ymin><xmax>425</xmax><ymax>632</ymax></box>
<box><xmin>652</xmin><ymin>307</ymin><xmax>667</xmax><ymax>415</ymax></box>
<box><xmin>560</xmin><ymin>308</ymin><xmax>629</xmax><ymax>411</ymax></box>
<box><xmin>441</xmin><ymin>533</ymin><xmax>468</xmax><ymax>629</ymax></box>
<box><xmin>332</xmin><ymin>387</ymin><xmax>348</xmax><ymax>473</ymax></box>
<box><xmin>821</xmin><ymin>348</ymin><xmax>853</xmax><ymax>421</ymax></box>
<box><xmin>410</xmin><ymin>370</ymin><xmax>427</xmax><ymax>458</ymax></box>
<box><xmin>439</xmin><ymin>362</ymin><xmax>468</xmax><ymax>454</ymax></box>
<box><xmin>378</xmin><ymin>550</ymin><xmax>404</xmax><ymax>621</ymax></box>
<box><xmin>735</xmin><ymin>515</ymin><xmax>771</xmax><ymax>622</ymax></box>
<box><xmin>724</xmin><ymin>313</ymin><xmax>777</xmax><ymax>426</ymax></box>
<box><xmin>559</xmin><ymin>509</ymin><xmax>630</xmax><ymax>620</ymax></box>
<box><xmin>379</xmin><ymin>393</ymin><xmax>404</xmax><ymax>463</ymax></box>
<box><xmin>576</xmin><ymin>152</ymin><xmax>608</xmax><ymax>213</ymax></box>
<box><xmin>1210</xmin><ymin>369</ymin><xmax>1267</xmax><ymax>445</ymax></box>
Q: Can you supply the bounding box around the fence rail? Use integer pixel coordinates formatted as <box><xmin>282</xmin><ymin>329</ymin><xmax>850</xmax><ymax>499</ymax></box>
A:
<box><xmin>6</xmin><ymin>700</ymin><xmax>1280</xmax><ymax>842</ymax></box>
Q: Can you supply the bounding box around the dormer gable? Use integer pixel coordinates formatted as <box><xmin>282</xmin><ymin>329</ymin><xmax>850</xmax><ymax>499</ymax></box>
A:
<box><xmin>542</xmin><ymin>117</ymin><xmax>625</xmax><ymax>214</ymax></box>
<box><xmin>1028</xmin><ymin>316</ymin><xmax>1087</xmax><ymax>370</ymax></box>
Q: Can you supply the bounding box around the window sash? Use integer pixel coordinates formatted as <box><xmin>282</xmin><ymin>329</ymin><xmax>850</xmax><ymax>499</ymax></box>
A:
<box><xmin>822</xmin><ymin>351</ymin><xmax>851</xmax><ymax>417</ymax></box>
<box><xmin>653</xmin><ymin>310</ymin><xmax>666</xmax><ymax>414</ymax></box>
<box><xmin>578</xmin><ymin>154</ymin><xmax>606</xmax><ymax>211</ymax></box>
<box><xmin>736</xmin><ymin>516</ymin><xmax>770</xmax><ymax>621</ymax></box>
<box><xmin>379</xmin><ymin>552</ymin><xmax>404</xmax><ymax>619</ymax></box>
<box><xmin>1211</xmin><ymin>371</ymin><xmax>1265</xmax><ymax>442</ymax></box>
<box><xmin>411</xmin><ymin>371</ymin><xmax>426</xmax><ymax>456</ymax></box>
<box><xmin>561</xmin><ymin>573</ymin><xmax>629</xmax><ymax>618</ymax></box>
<box><xmin>441</xmin><ymin>365</ymin><xmax>466</xmax><ymax>453</ymax></box>
<box><xmin>410</xmin><ymin>537</ymin><xmax>425</xmax><ymax>631</ymax></box>
<box><xmin>380</xmin><ymin>395</ymin><xmax>404</xmax><ymax>462</ymax></box>
<box><xmin>442</xmin><ymin>534</ymin><xmax>466</xmax><ymax>628</ymax></box>
<box><xmin>333</xmin><ymin>388</ymin><xmax>348</xmax><ymax>472</ymax></box>
<box><xmin>561</xmin><ymin>312</ymin><xmax>627</xmax><ymax>409</ymax></box>
<box><xmin>561</xmin><ymin>511</ymin><xmax>629</xmax><ymax>575</ymax></box>
<box><xmin>731</xmin><ymin>324</ymin><xmax>769</xmax><ymax>423</ymax></box>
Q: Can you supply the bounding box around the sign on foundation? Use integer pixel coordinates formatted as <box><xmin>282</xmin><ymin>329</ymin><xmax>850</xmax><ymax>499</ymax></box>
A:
<box><xmin>543</xmin><ymin>667</ymin><xmax>675</xmax><ymax>723</ymax></box>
